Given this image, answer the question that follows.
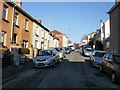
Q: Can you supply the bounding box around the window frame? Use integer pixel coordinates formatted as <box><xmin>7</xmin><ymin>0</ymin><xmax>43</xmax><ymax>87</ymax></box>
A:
<box><xmin>25</xmin><ymin>19</ymin><xmax>29</xmax><ymax>31</ymax></box>
<box><xmin>2</xmin><ymin>4</ymin><xmax>8</xmax><ymax>20</ymax></box>
<box><xmin>14</xmin><ymin>12</ymin><xmax>19</xmax><ymax>26</ymax></box>
<box><xmin>1</xmin><ymin>31</ymin><xmax>6</xmax><ymax>46</ymax></box>
<box><xmin>23</xmin><ymin>40</ymin><xmax>28</xmax><ymax>48</ymax></box>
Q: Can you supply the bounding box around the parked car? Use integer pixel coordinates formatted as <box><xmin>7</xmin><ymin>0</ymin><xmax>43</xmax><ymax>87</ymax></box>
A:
<box><xmin>82</xmin><ymin>45</ymin><xmax>91</xmax><ymax>51</ymax></box>
<box><xmin>70</xmin><ymin>46</ymin><xmax>75</xmax><ymax>51</ymax></box>
<box><xmin>83</xmin><ymin>48</ymin><xmax>94</xmax><ymax>56</ymax></box>
<box><xmin>33</xmin><ymin>49</ymin><xmax>60</xmax><ymax>67</ymax></box>
<box><xmin>64</xmin><ymin>47</ymin><xmax>71</xmax><ymax>54</ymax></box>
<box><xmin>90</xmin><ymin>50</ymin><xmax>106</xmax><ymax>67</ymax></box>
<box><xmin>100</xmin><ymin>53</ymin><xmax>120</xmax><ymax>84</ymax></box>
<box><xmin>54</xmin><ymin>47</ymin><xmax>66</xmax><ymax>60</ymax></box>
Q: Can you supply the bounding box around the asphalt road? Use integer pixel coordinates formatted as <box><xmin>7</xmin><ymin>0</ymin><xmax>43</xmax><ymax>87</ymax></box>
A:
<box><xmin>2</xmin><ymin>50</ymin><xmax>120</xmax><ymax>89</ymax></box>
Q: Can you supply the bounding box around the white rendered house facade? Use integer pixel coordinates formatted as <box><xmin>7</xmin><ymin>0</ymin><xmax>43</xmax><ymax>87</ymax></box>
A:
<box><xmin>62</xmin><ymin>34</ymin><xmax>68</xmax><ymax>47</ymax></box>
<box><xmin>32</xmin><ymin>21</ymin><xmax>43</xmax><ymax>49</ymax></box>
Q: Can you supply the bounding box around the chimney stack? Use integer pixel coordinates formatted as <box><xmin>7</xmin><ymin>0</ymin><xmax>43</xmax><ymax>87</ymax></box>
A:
<box><xmin>12</xmin><ymin>0</ymin><xmax>22</xmax><ymax>7</ymax></box>
<box><xmin>37</xmin><ymin>19</ymin><xmax>42</xmax><ymax>24</ymax></box>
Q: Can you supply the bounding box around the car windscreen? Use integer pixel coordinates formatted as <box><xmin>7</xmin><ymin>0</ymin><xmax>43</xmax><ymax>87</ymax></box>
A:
<box><xmin>95</xmin><ymin>52</ymin><xmax>106</xmax><ymax>57</ymax></box>
<box><xmin>65</xmin><ymin>48</ymin><xmax>69</xmax><ymax>50</ymax></box>
<box><xmin>39</xmin><ymin>50</ymin><xmax>52</xmax><ymax>56</ymax></box>
<box><xmin>114</xmin><ymin>55</ymin><xmax>120</xmax><ymax>64</ymax></box>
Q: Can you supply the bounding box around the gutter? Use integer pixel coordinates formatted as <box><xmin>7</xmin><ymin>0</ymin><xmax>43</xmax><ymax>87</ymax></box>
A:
<box><xmin>107</xmin><ymin>2</ymin><xmax>120</xmax><ymax>14</ymax></box>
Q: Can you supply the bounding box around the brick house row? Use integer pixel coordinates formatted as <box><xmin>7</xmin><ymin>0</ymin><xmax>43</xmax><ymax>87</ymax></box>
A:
<box><xmin>0</xmin><ymin>1</ymin><xmax>69</xmax><ymax>66</ymax></box>
<box><xmin>1</xmin><ymin>1</ymin><xmax>60</xmax><ymax>50</ymax></box>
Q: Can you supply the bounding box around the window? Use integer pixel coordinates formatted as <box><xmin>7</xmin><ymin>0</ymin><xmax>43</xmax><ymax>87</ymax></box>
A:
<box><xmin>14</xmin><ymin>12</ymin><xmax>19</xmax><ymax>25</ymax></box>
<box><xmin>106</xmin><ymin>41</ymin><xmax>110</xmax><ymax>48</ymax></box>
<box><xmin>25</xmin><ymin>19</ymin><xmax>28</xmax><ymax>30</ymax></box>
<box><xmin>13</xmin><ymin>33</ymin><xmax>17</xmax><ymax>43</ymax></box>
<box><xmin>2</xmin><ymin>4</ymin><xmax>8</xmax><ymax>20</ymax></box>
<box><xmin>34</xmin><ymin>26</ymin><xmax>39</xmax><ymax>36</ymax></box>
<box><xmin>35</xmin><ymin>40</ymin><xmax>38</xmax><ymax>48</ymax></box>
<box><xmin>23</xmin><ymin>40</ymin><xmax>28</xmax><ymax>48</ymax></box>
<box><xmin>1</xmin><ymin>31</ymin><xmax>6</xmax><ymax>46</ymax></box>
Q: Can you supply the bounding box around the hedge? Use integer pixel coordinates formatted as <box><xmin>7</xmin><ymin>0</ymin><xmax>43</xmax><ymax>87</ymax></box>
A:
<box><xmin>19</xmin><ymin>48</ymin><xmax>30</xmax><ymax>54</ymax></box>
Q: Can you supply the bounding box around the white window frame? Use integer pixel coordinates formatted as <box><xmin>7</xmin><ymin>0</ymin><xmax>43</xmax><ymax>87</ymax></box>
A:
<box><xmin>1</xmin><ymin>31</ymin><xmax>6</xmax><ymax>46</ymax></box>
<box><xmin>25</xmin><ymin>19</ymin><xmax>28</xmax><ymax>30</ymax></box>
<box><xmin>35</xmin><ymin>40</ymin><xmax>38</xmax><ymax>48</ymax></box>
<box><xmin>23</xmin><ymin>40</ymin><xmax>28</xmax><ymax>48</ymax></box>
<box><xmin>14</xmin><ymin>12</ymin><xmax>19</xmax><ymax>25</ymax></box>
<box><xmin>2</xmin><ymin>4</ymin><xmax>8</xmax><ymax>20</ymax></box>
<box><xmin>106</xmin><ymin>41</ymin><xmax>110</xmax><ymax>49</ymax></box>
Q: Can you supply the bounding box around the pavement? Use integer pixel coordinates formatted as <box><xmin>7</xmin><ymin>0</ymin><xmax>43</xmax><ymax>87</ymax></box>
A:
<box><xmin>2</xmin><ymin>60</ymin><xmax>34</xmax><ymax>83</ymax></box>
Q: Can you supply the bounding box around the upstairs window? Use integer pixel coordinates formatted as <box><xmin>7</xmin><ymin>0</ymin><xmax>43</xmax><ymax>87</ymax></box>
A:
<box><xmin>2</xmin><ymin>4</ymin><xmax>8</xmax><ymax>20</ymax></box>
<box><xmin>13</xmin><ymin>33</ymin><xmax>17</xmax><ymax>43</ymax></box>
<box><xmin>25</xmin><ymin>19</ymin><xmax>28</xmax><ymax>31</ymax></box>
<box><xmin>35</xmin><ymin>40</ymin><xmax>38</xmax><ymax>48</ymax></box>
<box><xmin>14</xmin><ymin>12</ymin><xmax>19</xmax><ymax>25</ymax></box>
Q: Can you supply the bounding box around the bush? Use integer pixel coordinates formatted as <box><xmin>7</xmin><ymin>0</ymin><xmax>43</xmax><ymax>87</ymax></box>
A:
<box><xmin>19</xmin><ymin>48</ymin><xmax>30</xmax><ymax>54</ymax></box>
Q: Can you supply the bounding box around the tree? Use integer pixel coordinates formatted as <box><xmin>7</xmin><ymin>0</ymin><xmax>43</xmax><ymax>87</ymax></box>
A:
<box><xmin>95</xmin><ymin>38</ymin><xmax>103</xmax><ymax>50</ymax></box>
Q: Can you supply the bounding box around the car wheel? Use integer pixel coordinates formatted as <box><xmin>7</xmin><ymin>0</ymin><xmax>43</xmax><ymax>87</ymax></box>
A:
<box><xmin>111</xmin><ymin>72</ymin><xmax>118</xmax><ymax>84</ymax></box>
<box><xmin>100</xmin><ymin>66</ymin><xmax>103</xmax><ymax>73</ymax></box>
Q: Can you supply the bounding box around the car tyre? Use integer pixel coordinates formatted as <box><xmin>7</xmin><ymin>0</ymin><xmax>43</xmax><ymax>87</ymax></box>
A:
<box><xmin>111</xmin><ymin>72</ymin><xmax>118</xmax><ymax>84</ymax></box>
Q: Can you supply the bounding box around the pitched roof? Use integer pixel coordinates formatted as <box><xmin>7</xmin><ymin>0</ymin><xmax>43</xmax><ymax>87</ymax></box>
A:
<box><xmin>107</xmin><ymin>2</ymin><xmax>120</xmax><ymax>14</ymax></box>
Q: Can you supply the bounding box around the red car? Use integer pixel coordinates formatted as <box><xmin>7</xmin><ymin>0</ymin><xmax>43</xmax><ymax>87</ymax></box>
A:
<box><xmin>100</xmin><ymin>53</ymin><xmax>120</xmax><ymax>84</ymax></box>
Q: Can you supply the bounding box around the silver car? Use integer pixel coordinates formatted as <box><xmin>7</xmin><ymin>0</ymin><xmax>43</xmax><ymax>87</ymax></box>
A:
<box><xmin>33</xmin><ymin>49</ymin><xmax>60</xmax><ymax>67</ymax></box>
<box><xmin>83</xmin><ymin>48</ymin><xmax>94</xmax><ymax>56</ymax></box>
<box><xmin>54</xmin><ymin>47</ymin><xmax>66</xmax><ymax>60</ymax></box>
<box><xmin>90</xmin><ymin>50</ymin><xmax>106</xmax><ymax>67</ymax></box>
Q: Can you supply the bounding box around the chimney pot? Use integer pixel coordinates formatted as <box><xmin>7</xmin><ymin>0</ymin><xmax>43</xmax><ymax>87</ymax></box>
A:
<box><xmin>37</xmin><ymin>19</ymin><xmax>42</xmax><ymax>24</ymax></box>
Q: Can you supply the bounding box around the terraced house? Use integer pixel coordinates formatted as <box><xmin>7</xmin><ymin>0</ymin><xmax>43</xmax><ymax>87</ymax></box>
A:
<box><xmin>1</xmin><ymin>1</ymin><xmax>34</xmax><ymax>50</ymax></box>
<box><xmin>108</xmin><ymin>1</ymin><xmax>120</xmax><ymax>54</ymax></box>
